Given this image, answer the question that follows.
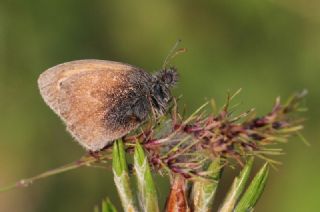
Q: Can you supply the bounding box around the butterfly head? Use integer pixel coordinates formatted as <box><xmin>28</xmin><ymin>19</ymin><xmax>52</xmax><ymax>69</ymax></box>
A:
<box><xmin>151</xmin><ymin>67</ymin><xmax>178</xmax><ymax>116</ymax></box>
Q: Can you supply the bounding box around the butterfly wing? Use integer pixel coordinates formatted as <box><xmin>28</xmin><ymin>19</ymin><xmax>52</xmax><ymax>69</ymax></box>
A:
<box><xmin>38</xmin><ymin>60</ymin><xmax>152</xmax><ymax>151</ymax></box>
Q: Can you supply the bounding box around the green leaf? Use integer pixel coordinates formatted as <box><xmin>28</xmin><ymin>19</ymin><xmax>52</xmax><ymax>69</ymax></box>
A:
<box><xmin>112</xmin><ymin>140</ymin><xmax>128</xmax><ymax>176</ymax></box>
<box><xmin>219</xmin><ymin>157</ymin><xmax>254</xmax><ymax>212</ymax></box>
<box><xmin>134</xmin><ymin>142</ymin><xmax>159</xmax><ymax>212</ymax></box>
<box><xmin>102</xmin><ymin>198</ymin><xmax>117</xmax><ymax>212</ymax></box>
<box><xmin>112</xmin><ymin>140</ymin><xmax>137</xmax><ymax>212</ymax></box>
<box><xmin>94</xmin><ymin>198</ymin><xmax>117</xmax><ymax>212</ymax></box>
<box><xmin>191</xmin><ymin>157</ymin><xmax>222</xmax><ymax>212</ymax></box>
<box><xmin>234</xmin><ymin>162</ymin><xmax>269</xmax><ymax>212</ymax></box>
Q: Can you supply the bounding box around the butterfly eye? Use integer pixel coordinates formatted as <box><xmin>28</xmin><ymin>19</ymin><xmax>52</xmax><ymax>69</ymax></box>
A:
<box><xmin>156</xmin><ymin>67</ymin><xmax>178</xmax><ymax>87</ymax></box>
<box><xmin>162</xmin><ymin>72</ymin><xmax>173</xmax><ymax>85</ymax></box>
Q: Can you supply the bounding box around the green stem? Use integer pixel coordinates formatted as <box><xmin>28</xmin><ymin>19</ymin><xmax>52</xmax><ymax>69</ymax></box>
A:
<box><xmin>0</xmin><ymin>153</ymin><xmax>110</xmax><ymax>193</ymax></box>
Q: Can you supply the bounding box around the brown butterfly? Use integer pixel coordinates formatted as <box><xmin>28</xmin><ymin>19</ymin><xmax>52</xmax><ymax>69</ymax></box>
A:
<box><xmin>38</xmin><ymin>59</ymin><xmax>178</xmax><ymax>151</ymax></box>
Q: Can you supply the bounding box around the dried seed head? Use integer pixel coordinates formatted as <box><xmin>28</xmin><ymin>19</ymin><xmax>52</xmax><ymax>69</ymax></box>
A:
<box><xmin>125</xmin><ymin>90</ymin><xmax>307</xmax><ymax>178</ymax></box>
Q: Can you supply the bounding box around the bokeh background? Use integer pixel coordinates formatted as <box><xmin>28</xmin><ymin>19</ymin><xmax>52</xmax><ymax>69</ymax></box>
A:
<box><xmin>0</xmin><ymin>1</ymin><xmax>319</xmax><ymax>211</ymax></box>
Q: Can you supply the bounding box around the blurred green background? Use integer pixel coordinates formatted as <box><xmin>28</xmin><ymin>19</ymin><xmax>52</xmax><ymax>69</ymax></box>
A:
<box><xmin>0</xmin><ymin>0</ymin><xmax>319</xmax><ymax>211</ymax></box>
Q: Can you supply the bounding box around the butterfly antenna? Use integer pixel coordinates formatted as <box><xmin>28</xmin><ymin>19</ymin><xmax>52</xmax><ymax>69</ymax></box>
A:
<box><xmin>162</xmin><ymin>39</ymin><xmax>187</xmax><ymax>69</ymax></box>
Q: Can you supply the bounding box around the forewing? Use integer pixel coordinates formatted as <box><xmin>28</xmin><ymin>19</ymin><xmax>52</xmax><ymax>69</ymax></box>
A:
<box><xmin>38</xmin><ymin>59</ymin><xmax>136</xmax><ymax>116</ymax></box>
<box><xmin>38</xmin><ymin>60</ymin><xmax>140</xmax><ymax>150</ymax></box>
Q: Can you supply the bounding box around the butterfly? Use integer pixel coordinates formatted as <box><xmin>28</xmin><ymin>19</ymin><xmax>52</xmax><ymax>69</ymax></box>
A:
<box><xmin>38</xmin><ymin>59</ymin><xmax>178</xmax><ymax>151</ymax></box>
